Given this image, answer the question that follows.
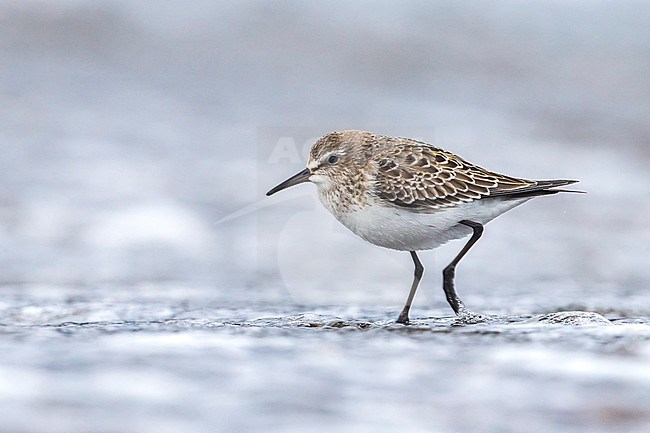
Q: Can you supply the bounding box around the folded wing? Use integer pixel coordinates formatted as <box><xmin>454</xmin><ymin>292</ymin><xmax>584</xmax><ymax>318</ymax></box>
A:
<box><xmin>374</xmin><ymin>143</ymin><xmax>577</xmax><ymax>211</ymax></box>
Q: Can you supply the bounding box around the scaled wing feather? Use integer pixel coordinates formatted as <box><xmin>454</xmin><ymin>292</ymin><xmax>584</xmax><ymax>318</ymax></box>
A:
<box><xmin>374</xmin><ymin>144</ymin><xmax>534</xmax><ymax>211</ymax></box>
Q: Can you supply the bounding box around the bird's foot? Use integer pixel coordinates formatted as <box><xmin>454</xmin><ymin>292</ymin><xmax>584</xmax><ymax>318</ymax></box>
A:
<box><xmin>395</xmin><ymin>310</ymin><xmax>410</xmax><ymax>325</ymax></box>
<box><xmin>455</xmin><ymin>306</ymin><xmax>489</xmax><ymax>324</ymax></box>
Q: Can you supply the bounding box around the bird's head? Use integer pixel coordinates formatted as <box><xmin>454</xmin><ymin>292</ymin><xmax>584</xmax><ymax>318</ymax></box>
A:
<box><xmin>266</xmin><ymin>131</ymin><xmax>370</xmax><ymax>196</ymax></box>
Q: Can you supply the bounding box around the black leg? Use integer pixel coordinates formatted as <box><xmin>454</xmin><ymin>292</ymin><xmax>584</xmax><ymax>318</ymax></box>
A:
<box><xmin>396</xmin><ymin>251</ymin><xmax>424</xmax><ymax>324</ymax></box>
<box><xmin>442</xmin><ymin>220</ymin><xmax>484</xmax><ymax>315</ymax></box>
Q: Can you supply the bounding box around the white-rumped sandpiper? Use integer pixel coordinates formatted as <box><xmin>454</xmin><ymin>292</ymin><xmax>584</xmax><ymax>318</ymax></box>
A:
<box><xmin>267</xmin><ymin>130</ymin><xmax>579</xmax><ymax>324</ymax></box>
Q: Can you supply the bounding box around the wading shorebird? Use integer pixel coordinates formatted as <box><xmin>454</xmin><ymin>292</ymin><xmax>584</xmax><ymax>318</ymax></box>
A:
<box><xmin>267</xmin><ymin>130</ymin><xmax>579</xmax><ymax>324</ymax></box>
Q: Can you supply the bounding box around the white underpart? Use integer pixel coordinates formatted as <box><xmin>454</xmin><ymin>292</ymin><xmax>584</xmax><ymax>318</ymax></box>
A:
<box><xmin>320</xmin><ymin>195</ymin><xmax>531</xmax><ymax>251</ymax></box>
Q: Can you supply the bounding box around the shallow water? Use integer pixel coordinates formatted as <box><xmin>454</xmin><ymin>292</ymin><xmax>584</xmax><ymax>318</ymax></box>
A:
<box><xmin>1</xmin><ymin>285</ymin><xmax>649</xmax><ymax>433</ymax></box>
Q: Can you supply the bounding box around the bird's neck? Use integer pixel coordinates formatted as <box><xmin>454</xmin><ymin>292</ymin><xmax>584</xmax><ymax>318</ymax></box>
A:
<box><xmin>317</xmin><ymin>170</ymin><xmax>370</xmax><ymax>215</ymax></box>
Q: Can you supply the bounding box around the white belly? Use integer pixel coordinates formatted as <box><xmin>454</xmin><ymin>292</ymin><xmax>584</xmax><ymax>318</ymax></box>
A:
<box><xmin>324</xmin><ymin>198</ymin><xmax>529</xmax><ymax>251</ymax></box>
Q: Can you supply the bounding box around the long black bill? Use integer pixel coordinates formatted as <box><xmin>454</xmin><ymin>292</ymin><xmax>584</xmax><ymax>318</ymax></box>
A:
<box><xmin>266</xmin><ymin>168</ymin><xmax>311</xmax><ymax>196</ymax></box>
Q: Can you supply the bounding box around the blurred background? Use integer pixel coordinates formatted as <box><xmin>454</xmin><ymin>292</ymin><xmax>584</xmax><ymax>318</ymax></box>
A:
<box><xmin>1</xmin><ymin>0</ymin><xmax>648</xmax><ymax>301</ymax></box>
<box><xmin>1</xmin><ymin>1</ymin><xmax>649</xmax><ymax>432</ymax></box>
<box><xmin>1</xmin><ymin>0</ymin><xmax>648</xmax><ymax>298</ymax></box>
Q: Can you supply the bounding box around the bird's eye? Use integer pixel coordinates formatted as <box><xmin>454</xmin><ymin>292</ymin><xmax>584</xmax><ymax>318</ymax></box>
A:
<box><xmin>327</xmin><ymin>155</ymin><xmax>339</xmax><ymax>164</ymax></box>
